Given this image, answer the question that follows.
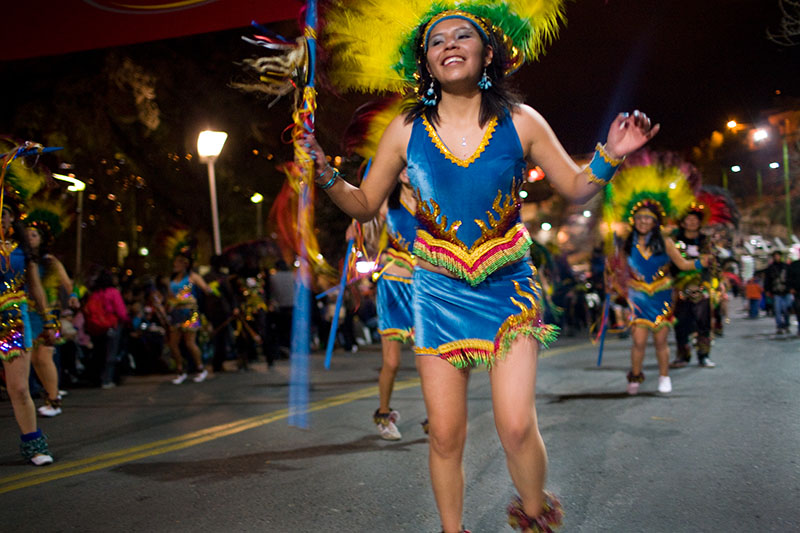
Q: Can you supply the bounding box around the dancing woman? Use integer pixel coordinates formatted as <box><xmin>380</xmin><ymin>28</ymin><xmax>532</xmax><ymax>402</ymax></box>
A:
<box><xmin>307</xmin><ymin>2</ymin><xmax>658</xmax><ymax>530</ymax></box>
<box><xmin>0</xmin><ymin>142</ymin><xmax>55</xmax><ymax>465</ymax></box>
<box><xmin>344</xmin><ymin>99</ymin><xmax>418</xmax><ymax>441</ymax></box>
<box><xmin>165</xmin><ymin>238</ymin><xmax>210</xmax><ymax>384</ymax></box>
<box><xmin>607</xmin><ymin>157</ymin><xmax>711</xmax><ymax>395</ymax></box>
<box><xmin>25</xmin><ymin>198</ymin><xmax>78</xmax><ymax>416</ymax></box>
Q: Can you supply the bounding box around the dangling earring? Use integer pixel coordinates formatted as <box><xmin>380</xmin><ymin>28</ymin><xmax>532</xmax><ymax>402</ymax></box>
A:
<box><xmin>422</xmin><ymin>78</ymin><xmax>437</xmax><ymax>106</ymax></box>
<box><xmin>478</xmin><ymin>67</ymin><xmax>492</xmax><ymax>90</ymax></box>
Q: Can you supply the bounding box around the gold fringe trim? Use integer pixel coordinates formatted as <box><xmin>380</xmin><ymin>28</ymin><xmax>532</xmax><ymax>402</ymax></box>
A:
<box><xmin>629</xmin><ymin>276</ymin><xmax>671</xmax><ymax>295</ymax></box>
<box><xmin>421</xmin><ymin>115</ymin><xmax>497</xmax><ymax>168</ymax></box>
<box><xmin>585</xmin><ymin>167</ymin><xmax>610</xmax><ymax>186</ymax></box>
<box><xmin>595</xmin><ymin>142</ymin><xmax>625</xmax><ymax>166</ymax></box>
<box><xmin>381</xmin><ymin>273</ymin><xmax>413</xmax><ymax>284</ymax></box>
<box><xmin>379</xmin><ymin>327</ymin><xmax>414</xmax><ymax>344</ymax></box>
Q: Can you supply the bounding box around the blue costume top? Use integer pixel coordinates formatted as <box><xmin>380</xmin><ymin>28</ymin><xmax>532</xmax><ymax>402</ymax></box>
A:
<box><xmin>406</xmin><ymin>111</ymin><xmax>556</xmax><ymax>368</ymax></box>
<box><xmin>0</xmin><ymin>242</ymin><xmax>31</xmax><ymax>360</ymax></box>
<box><xmin>627</xmin><ymin>239</ymin><xmax>674</xmax><ymax>330</ymax></box>
<box><xmin>407</xmin><ymin>111</ymin><xmax>532</xmax><ymax>287</ymax></box>
<box><xmin>383</xmin><ymin>196</ymin><xmax>416</xmax><ymax>274</ymax></box>
<box><xmin>168</xmin><ymin>273</ymin><xmax>201</xmax><ymax>331</ymax></box>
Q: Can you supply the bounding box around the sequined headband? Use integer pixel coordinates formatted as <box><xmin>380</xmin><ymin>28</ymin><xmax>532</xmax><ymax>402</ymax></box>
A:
<box><xmin>423</xmin><ymin>10</ymin><xmax>491</xmax><ymax>51</ymax></box>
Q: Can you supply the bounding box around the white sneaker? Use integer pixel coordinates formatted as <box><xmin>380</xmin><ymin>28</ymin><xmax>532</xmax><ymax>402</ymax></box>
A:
<box><xmin>373</xmin><ymin>409</ymin><xmax>402</xmax><ymax>440</ymax></box>
<box><xmin>388</xmin><ymin>409</ymin><xmax>400</xmax><ymax>424</ymax></box>
<box><xmin>30</xmin><ymin>453</ymin><xmax>54</xmax><ymax>466</ymax></box>
<box><xmin>658</xmin><ymin>376</ymin><xmax>672</xmax><ymax>393</ymax></box>
<box><xmin>171</xmin><ymin>373</ymin><xmax>188</xmax><ymax>385</ymax></box>
<box><xmin>377</xmin><ymin>420</ymin><xmax>402</xmax><ymax>440</ymax></box>
<box><xmin>626</xmin><ymin>381</ymin><xmax>640</xmax><ymax>395</ymax></box>
<box><xmin>192</xmin><ymin>369</ymin><xmax>208</xmax><ymax>383</ymax></box>
<box><xmin>38</xmin><ymin>404</ymin><xmax>62</xmax><ymax>417</ymax></box>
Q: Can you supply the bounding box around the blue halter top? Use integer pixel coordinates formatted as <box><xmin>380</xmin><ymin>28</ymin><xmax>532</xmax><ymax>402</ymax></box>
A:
<box><xmin>406</xmin><ymin>110</ymin><xmax>531</xmax><ymax>286</ymax></box>
<box><xmin>384</xmin><ymin>195</ymin><xmax>416</xmax><ymax>271</ymax></box>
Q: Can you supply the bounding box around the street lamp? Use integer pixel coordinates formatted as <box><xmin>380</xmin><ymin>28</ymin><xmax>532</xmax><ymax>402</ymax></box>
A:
<box><xmin>197</xmin><ymin>130</ymin><xmax>228</xmax><ymax>255</ymax></box>
<box><xmin>52</xmin><ymin>173</ymin><xmax>86</xmax><ymax>278</ymax></box>
<box><xmin>250</xmin><ymin>192</ymin><xmax>264</xmax><ymax>239</ymax></box>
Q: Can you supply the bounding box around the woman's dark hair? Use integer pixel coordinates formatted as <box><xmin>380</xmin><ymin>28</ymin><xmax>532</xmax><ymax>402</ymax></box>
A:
<box><xmin>403</xmin><ymin>19</ymin><xmax>521</xmax><ymax>128</ymax></box>
<box><xmin>12</xmin><ymin>218</ymin><xmax>37</xmax><ymax>263</ymax></box>
<box><xmin>172</xmin><ymin>253</ymin><xmax>193</xmax><ymax>280</ymax></box>
<box><xmin>94</xmin><ymin>269</ymin><xmax>115</xmax><ymax>290</ymax></box>
<box><xmin>624</xmin><ymin>225</ymin><xmax>666</xmax><ymax>257</ymax></box>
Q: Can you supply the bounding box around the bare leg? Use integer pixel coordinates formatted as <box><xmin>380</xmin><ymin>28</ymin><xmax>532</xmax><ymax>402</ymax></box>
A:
<box><xmin>416</xmin><ymin>355</ymin><xmax>469</xmax><ymax>533</ymax></box>
<box><xmin>378</xmin><ymin>338</ymin><xmax>402</xmax><ymax>413</ymax></box>
<box><xmin>630</xmin><ymin>326</ymin><xmax>649</xmax><ymax>375</ymax></box>
<box><xmin>653</xmin><ymin>327</ymin><xmax>670</xmax><ymax>376</ymax></box>
<box><xmin>2</xmin><ymin>352</ymin><xmax>37</xmax><ymax>434</ymax></box>
<box><xmin>168</xmin><ymin>329</ymin><xmax>183</xmax><ymax>373</ymax></box>
<box><xmin>183</xmin><ymin>331</ymin><xmax>204</xmax><ymax>370</ymax></box>
<box><xmin>30</xmin><ymin>345</ymin><xmax>59</xmax><ymax>401</ymax></box>
<box><xmin>490</xmin><ymin>337</ymin><xmax>547</xmax><ymax>518</ymax></box>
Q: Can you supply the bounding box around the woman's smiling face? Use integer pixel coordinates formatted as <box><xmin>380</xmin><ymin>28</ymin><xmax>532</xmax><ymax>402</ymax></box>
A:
<box><xmin>425</xmin><ymin>18</ymin><xmax>491</xmax><ymax>86</ymax></box>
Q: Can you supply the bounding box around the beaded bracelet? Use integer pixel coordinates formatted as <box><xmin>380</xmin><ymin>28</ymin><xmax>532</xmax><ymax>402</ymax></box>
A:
<box><xmin>317</xmin><ymin>166</ymin><xmax>341</xmax><ymax>190</ymax></box>
<box><xmin>694</xmin><ymin>258</ymin><xmax>703</xmax><ymax>270</ymax></box>
<box><xmin>585</xmin><ymin>143</ymin><xmax>625</xmax><ymax>186</ymax></box>
<box><xmin>42</xmin><ymin>311</ymin><xmax>60</xmax><ymax>330</ymax></box>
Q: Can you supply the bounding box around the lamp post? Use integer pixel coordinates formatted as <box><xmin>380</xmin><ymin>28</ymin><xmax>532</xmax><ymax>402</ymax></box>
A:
<box><xmin>250</xmin><ymin>192</ymin><xmax>264</xmax><ymax>239</ymax></box>
<box><xmin>52</xmin><ymin>173</ymin><xmax>86</xmax><ymax>278</ymax></box>
<box><xmin>197</xmin><ymin>130</ymin><xmax>228</xmax><ymax>255</ymax></box>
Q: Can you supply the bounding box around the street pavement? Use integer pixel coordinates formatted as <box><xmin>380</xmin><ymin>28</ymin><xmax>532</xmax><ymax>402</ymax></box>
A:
<box><xmin>1</xmin><ymin>302</ymin><xmax>798</xmax><ymax>532</ymax></box>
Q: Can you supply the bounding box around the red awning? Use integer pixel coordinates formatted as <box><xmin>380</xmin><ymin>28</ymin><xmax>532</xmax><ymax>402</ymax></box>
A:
<box><xmin>1</xmin><ymin>0</ymin><xmax>303</xmax><ymax>61</ymax></box>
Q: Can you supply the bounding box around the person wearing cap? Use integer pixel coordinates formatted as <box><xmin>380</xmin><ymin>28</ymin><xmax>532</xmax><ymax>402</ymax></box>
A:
<box><xmin>670</xmin><ymin>204</ymin><xmax>716</xmax><ymax>368</ymax></box>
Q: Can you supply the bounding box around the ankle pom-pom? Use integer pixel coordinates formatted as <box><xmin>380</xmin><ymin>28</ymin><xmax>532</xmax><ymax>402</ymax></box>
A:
<box><xmin>507</xmin><ymin>492</ymin><xmax>563</xmax><ymax>532</ymax></box>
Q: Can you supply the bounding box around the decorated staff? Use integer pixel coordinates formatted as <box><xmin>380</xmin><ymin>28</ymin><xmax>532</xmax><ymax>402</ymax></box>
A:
<box><xmin>606</xmin><ymin>151</ymin><xmax>711</xmax><ymax>396</ymax></box>
<box><xmin>305</xmin><ymin>0</ymin><xmax>658</xmax><ymax>530</ymax></box>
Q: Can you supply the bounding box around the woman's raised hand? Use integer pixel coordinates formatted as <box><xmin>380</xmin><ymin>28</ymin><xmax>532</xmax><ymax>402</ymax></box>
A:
<box><xmin>301</xmin><ymin>133</ymin><xmax>330</xmax><ymax>182</ymax></box>
<box><xmin>605</xmin><ymin>110</ymin><xmax>660</xmax><ymax>159</ymax></box>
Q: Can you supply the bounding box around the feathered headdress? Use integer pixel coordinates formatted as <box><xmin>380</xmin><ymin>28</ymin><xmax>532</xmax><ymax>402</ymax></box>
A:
<box><xmin>606</xmin><ymin>150</ymin><xmax>696</xmax><ymax>227</ymax></box>
<box><xmin>0</xmin><ymin>138</ymin><xmax>50</xmax><ymax>216</ymax></box>
<box><xmin>161</xmin><ymin>226</ymin><xmax>197</xmax><ymax>262</ymax></box>
<box><xmin>23</xmin><ymin>193</ymin><xmax>74</xmax><ymax>248</ymax></box>
<box><xmin>342</xmin><ymin>95</ymin><xmax>405</xmax><ymax>160</ymax></box>
<box><xmin>695</xmin><ymin>185</ymin><xmax>739</xmax><ymax>228</ymax></box>
<box><xmin>323</xmin><ymin>0</ymin><xmax>567</xmax><ymax>93</ymax></box>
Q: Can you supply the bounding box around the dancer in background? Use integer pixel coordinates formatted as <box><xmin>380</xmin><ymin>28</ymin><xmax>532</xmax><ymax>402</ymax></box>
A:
<box><xmin>607</xmin><ymin>154</ymin><xmax>711</xmax><ymax>396</ymax></box>
<box><xmin>311</xmin><ymin>2</ymin><xmax>658</xmax><ymax>530</ymax></box>
<box><xmin>0</xmin><ymin>140</ymin><xmax>55</xmax><ymax>465</ymax></box>
<box><xmin>343</xmin><ymin>98</ymin><xmax>418</xmax><ymax>441</ymax></box>
<box><xmin>165</xmin><ymin>234</ymin><xmax>210</xmax><ymax>384</ymax></box>
<box><xmin>25</xmin><ymin>195</ymin><xmax>79</xmax><ymax>415</ymax></box>
<box><xmin>669</xmin><ymin>204</ymin><xmax>715</xmax><ymax>368</ymax></box>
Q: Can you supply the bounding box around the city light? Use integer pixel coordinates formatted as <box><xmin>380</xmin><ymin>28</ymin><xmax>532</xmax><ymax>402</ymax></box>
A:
<box><xmin>541</xmin><ymin>222</ymin><xmax>552</xmax><ymax>231</ymax></box>
<box><xmin>727</xmin><ymin>120</ymin><xmax>737</xmax><ymax>129</ymax></box>
<box><xmin>138</xmin><ymin>247</ymin><xmax>149</xmax><ymax>256</ymax></box>
<box><xmin>519</xmin><ymin>190</ymin><xmax>529</xmax><ymax>199</ymax></box>
<box><xmin>770</xmin><ymin>162</ymin><xmax>780</xmax><ymax>169</ymax></box>
<box><xmin>731</xmin><ymin>165</ymin><xmax>742</xmax><ymax>173</ymax></box>
<box><xmin>197</xmin><ymin>130</ymin><xmax>228</xmax><ymax>158</ymax></box>
<box><xmin>753</xmin><ymin>128</ymin><xmax>769</xmax><ymax>142</ymax></box>
<box><xmin>250</xmin><ymin>192</ymin><xmax>264</xmax><ymax>204</ymax></box>
<box><xmin>52</xmin><ymin>173</ymin><xmax>86</xmax><ymax>192</ymax></box>
<box><xmin>355</xmin><ymin>261</ymin><xmax>376</xmax><ymax>273</ymax></box>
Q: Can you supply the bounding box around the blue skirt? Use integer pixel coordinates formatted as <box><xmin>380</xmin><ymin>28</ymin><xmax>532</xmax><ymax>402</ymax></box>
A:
<box><xmin>413</xmin><ymin>260</ymin><xmax>558</xmax><ymax>368</ymax></box>
<box><xmin>376</xmin><ymin>274</ymin><xmax>414</xmax><ymax>343</ymax></box>
<box><xmin>168</xmin><ymin>306</ymin><xmax>201</xmax><ymax>332</ymax></box>
<box><xmin>629</xmin><ymin>287</ymin><xmax>674</xmax><ymax>330</ymax></box>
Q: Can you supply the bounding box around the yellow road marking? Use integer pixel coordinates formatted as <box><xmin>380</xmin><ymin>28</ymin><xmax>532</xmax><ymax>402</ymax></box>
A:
<box><xmin>0</xmin><ymin>379</ymin><xmax>420</xmax><ymax>494</ymax></box>
<box><xmin>0</xmin><ymin>340</ymin><xmax>588</xmax><ymax>494</ymax></box>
